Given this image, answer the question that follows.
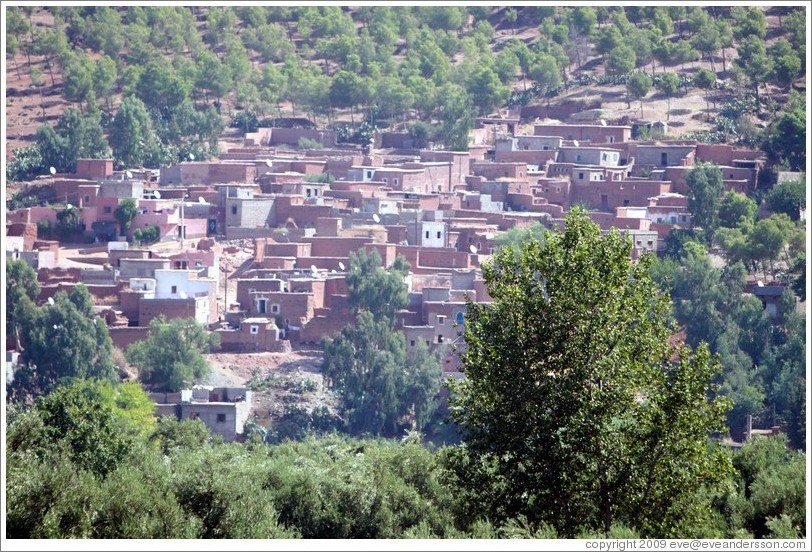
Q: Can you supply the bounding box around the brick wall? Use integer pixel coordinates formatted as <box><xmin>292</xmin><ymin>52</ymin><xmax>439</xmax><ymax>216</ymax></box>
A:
<box><xmin>108</xmin><ymin>326</ymin><xmax>150</xmax><ymax>350</ymax></box>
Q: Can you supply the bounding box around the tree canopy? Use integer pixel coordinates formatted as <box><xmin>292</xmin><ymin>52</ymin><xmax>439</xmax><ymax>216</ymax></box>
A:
<box><xmin>447</xmin><ymin>210</ymin><xmax>732</xmax><ymax>537</ymax></box>
<box><xmin>126</xmin><ymin>316</ymin><xmax>218</xmax><ymax>391</ymax></box>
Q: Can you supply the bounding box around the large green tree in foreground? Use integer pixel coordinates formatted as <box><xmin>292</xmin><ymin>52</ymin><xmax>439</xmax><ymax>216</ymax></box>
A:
<box><xmin>447</xmin><ymin>210</ymin><xmax>733</xmax><ymax>537</ymax></box>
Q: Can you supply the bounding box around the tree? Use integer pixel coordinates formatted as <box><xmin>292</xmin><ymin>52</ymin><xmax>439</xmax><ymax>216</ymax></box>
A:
<box><xmin>693</xmin><ymin>68</ymin><xmax>717</xmax><ymax>121</ymax></box>
<box><xmin>762</xmin><ymin>91</ymin><xmax>805</xmax><ymax>171</ymax></box>
<box><xmin>626</xmin><ymin>71</ymin><xmax>652</xmax><ymax>118</ymax></box>
<box><xmin>10</xmin><ymin>287</ymin><xmax>117</xmax><ymax>402</ymax></box>
<box><xmin>657</xmin><ymin>72</ymin><xmax>680</xmax><ymax>120</ymax></box>
<box><xmin>321</xmin><ymin>311</ymin><xmax>441</xmax><ymax>437</ymax></box>
<box><xmin>718</xmin><ymin>191</ymin><xmax>758</xmax><ymax>229</ymax></box>
<box><xmin>735</xmin><ymin>36</ymin><xmax>773</xmax><ymax>106</ymax></box>
<box><xmin>345</xmin><ymin>248</ymin><xmax>410</xmax><ymax>323</ymax></box>
<box><xmin>765</xmin><ymin>179</ymin><xmax>805</xmax><ymax>221</ymax></box>
<box><xmin>114</xmin><ymin>198</ymin><xmax>138</xmax><ymax>237</ymax></box>
<box><xmin>686</xmin><ymin>163</ymin><xmax>724</xmax><ymax>243</ymax></box>
<box><xmin>7</xmin><ymin>258</ymin><xmax>40</xmax><ymax>345</ymax></box>
<box><xmin>605</xmin><ymin>44</ymin><xmax>636</xmax><ymax>76</ymax></box>
<box><xmin>435</xmin><ymin>83</ymin><xmax>473</xmax><ymax>151</ymax></box>
<box><xmin>527</xmin><ymin>53</ymin><xmax>562</xmax><ymax>115</ymax></box>
<box><xmin>465</xmin><ymin>66</ymin><xmax>509</xmax><ymax>116</ymax></box>
<box><xmin>691</xmin><ymin>22</ymin><xmax>721</xmax><ymax>72</ymax></box>
<box><xmin>108</xmin><ymin>96</ymin><xmax>158</xmax><ymax>169</ymax></box>
<box><xmin>126</xmin><ymin>316</ymin><xmax>218</xmax><ymax>392</ymax></box>
<box><xmin>447</xmin><ymin>210</ymin><xmax>732</xmax><ymax>537</ymax></box>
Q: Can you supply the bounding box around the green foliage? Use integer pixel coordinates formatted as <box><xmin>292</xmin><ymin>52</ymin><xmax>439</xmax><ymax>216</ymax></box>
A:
<box><xmin>448</xmin><ymin>210</ymin><xmax>732</xmax><ymax>537</ymax></box>
<box><xmin>626</xmin><ymin>71</ymin><xmax>652</xmax><ymax>118</ymax></box>
<box><xmin>322</xmin><ymin>312</ymin><xmax>441</xmax><ymax>437</ymax></box>
<box><xmin>10</xmin><ymin>287</ymin><xmax>117</xmax><ymax>402</ymax></box>
<box><xmin>114</xmin><ymin>198</ymin><xmax>138</xmax><ymax>236</ymax></box>
<box><xmin>345</xmin><ymin>248</ymin><xmax>410</xmax><ymax>322</ymax></box>
<box><xmin>108</xmin><ymin>96</ymin><xmax>159</xmax><ymax>169</ymax></box>
<box><xmin>6</xmin><ymin>258</ymin><xmax>40</xmax><ymax>341</ymax></box>
<box><xmin>132</xmin><ymin>225</ymin><xmax>160</xmax><ymax>245</ymax></box>
<box><xmin>126</xmin><ymin>316</ymin><xmax>218</xmax><ymax>391</ymax></box>
<box><xmin>765</xmin><ymin>178</ymin><xmax>805</xmax><ymax>221</ymax></box>
<box><xmin>686</xmin><ymin>163</ymin><xmax>724</xmax><ymax>243</ymax></box>
<box><xmin>35</xmin><ymin>107</ymin><xmax>109</xmax><ymax>174</ymax></box>
<box><xmin>762</xmin><ymin>92</ymin><xmax>805</xmax><ymax>172</ymax></box>
<box><xmin>494</xmin><ymin>221</ymin><xmax>547</xmax><ymax>252</ymax></box>
<box><xmin>149</xmin><ymin>417</ymin><xmax>213</xmax><ymax>455</ymax></box>
<box><xmin>6</xmin><ymin>144</ymin><xmax>44</xmax><ymax>182</ymax></box>
<box><xmin>605</xmin><ymin>44</ymin><xmax>636</xmax><ymax>76</ymax></box>
<box><xmin>718</xmin><ymin>191</ymin><xmax>758</xmax><ymax>229</ymax></box>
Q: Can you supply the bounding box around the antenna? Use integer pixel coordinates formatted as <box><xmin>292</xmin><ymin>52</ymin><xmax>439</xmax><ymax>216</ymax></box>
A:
<box><xmin>47</xmin><ymin>297</ymin><xmax>55</xmax><ymax>306</ymax></box>
<box><xmin>469</xmin><ymin>245</ymin><xmax>478</xmax><ymax>254</ymax></box>
<box><xmin>372</xmin><ymin>213</ymin><xmax>381</xmax><ymax>223</ymax></box>
<box><xmin>125</xmin><ymin>170</ymin><xmax>133</xmax><ymax>179</ymax></box>
<box><xmin>338</xmin><ymin>261</ymin><xmax>346</xmax><ymax>271</ymax></box>
<box><xmin>154</xmin><ymin>190</ymin><xmax>161</xmax><ymax>199</ymax></box>
<box><xmin>49</xmin><ymin>166</ymin><xmax>56</xmax><ymax>175</ymax></box>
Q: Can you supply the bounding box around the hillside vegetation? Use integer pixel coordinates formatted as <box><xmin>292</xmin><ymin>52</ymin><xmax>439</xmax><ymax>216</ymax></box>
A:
<box><xmin>5</xmin><ymin>5</ymin><xmax>806</xmax><ymax>181</ymax></box>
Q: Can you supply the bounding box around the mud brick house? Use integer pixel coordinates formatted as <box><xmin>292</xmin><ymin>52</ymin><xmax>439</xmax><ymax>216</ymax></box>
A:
<box><xmin>216</xmin><ymin>317</ymin><xmax>283</xmax><ymax>352</ymax></box>
<box><xmin>532</xmin><ymin>123</ymin><xmax>632</xmax><ymax>145</ymax></box>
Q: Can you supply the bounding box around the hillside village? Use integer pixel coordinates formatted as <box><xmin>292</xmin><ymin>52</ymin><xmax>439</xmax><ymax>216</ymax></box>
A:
<box><xmin>6</xmin><ymin>112</ymin><xmax>785</xmax><ymax>440</ymax></box>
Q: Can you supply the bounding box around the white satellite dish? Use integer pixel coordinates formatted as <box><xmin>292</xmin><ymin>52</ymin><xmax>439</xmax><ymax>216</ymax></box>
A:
<box><xmin>125</xmin><ymin>170</ymin><xmax>133</xmax><ymax>179</ymax></box>
<box><xmin>600</xmin><ymin>119</ymin><xmax>607</xmax><ymax>127</ymax></box>
<box><xmin>372</xmin><ymin>213</ymin><xmax>381</xmax><ymax>223</ymax></box>
<box><xmin>310</xmin><ymin>264</ymin><xmax>319</xmax><ymax>276</ymax></box>
<box><xmin>572</xmin><ymin>140</ymin><xmax>579</xmax><ymax>147</ymax></box>
<box><xmin>331</xmin><ymin>269</ymin><xmax>336</xmax><ymax>274</ymax></box>
<box><xmin>154</xmin><ymin>190</ymin><xmax>161</xmax><ymax>199</ymax></box>
<box><xmin>49</xmin><ymin>166</ymin><xmax>56</xmax><ymax>175</ymax></box>
<box><xmin>265</xmin><ymin>159</ymin><xmax>273</xmax><ymax>168</ymax></box>
<box><xmin>198</xmin><ymin>196</ymin><xmax>206</xmax><ymax>204</ymax></box>
<box><xmin>338</xmin><ymin>261</ymin><xmax>346</xmax><ymax>271</ymax></box>
<box><xmin>188</xmin><ymin>153</ymin><xmax>195</xmax><ymax>161</ymax></box>
<box><xmin>53</xmin><ymin>324</ymin><xmax>59</xmax><ymax>329</ymax></box>
<box><xmin>65</xmin><ymin>203</ymin><xmax>74</xmax><ymax>210</ymax></box>
<box><xmin>469</xmin><ymin>245</ymin><xmax>478</xmax><ymax>254</ymax></box>
<box><xmin>47</xmin><ymin>297</ymin><xmax>55</xmax><ymax>306</ymax></box>
<box><xmin>179</xmin><ymin>290</ymin><xmax>188</xmax><ymax>299</ymax></box>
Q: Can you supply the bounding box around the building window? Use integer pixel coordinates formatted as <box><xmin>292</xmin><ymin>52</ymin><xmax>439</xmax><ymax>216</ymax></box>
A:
<box><xmin>216</xmin><ymin>413</ymin><xmax>226</xmax><ymax>423</ymax></box>
<box><xmin>271</xmin><ymin>304</ymin><xmax>280</xmax><ymax>314</ymax></box>
<box><xmin>250</xmin><ymin>325</ymin><xmax>259</xmax><ymax>335</ymax></box>
<box><xmin>578</xmin><ymin>172</ymin><xmax>584</xmax><ymax>180</ymax></box>
<box><xmin>231</xmin><ymin>206</ymin><xmax>237</xmax><ymax>215</ymax></box>
<box><xmin>382</xmin><ymin>177</ymin><xmax>388</xmax><ymax>184</ymax></box>
<box><xmin>393</xmin><ymin>178</ymin><xmax>399</xmax><ymax>186</ymax></box>
<box><xmin>104</xmin><ymin>206</ymin><xmax>112</xmax><ymax>214</ymax></box>
<box><xmin>306</xmin><ymin>189</ymin><xmax>312</xmax><ymax>197</ymax></box>
<box><xmin>543</xmin><ymin>145</ymin><xmax>549</xmax><ymax>151</ymax></box>
<box><xmin>171</xmin><ymin>285</ymin><xmax>177</xmax><ymax>294</ymax></box>
<box><xmin>456</xmin><ymin>312</ymin><xmax>464</xmax><ymax>324</ymax></box>
<box><xmin>436</xmin><ymin>231</ymin><xmax>441</xmax><ymax>239</ymax></box>
<box><xmin>647</xmin><ymin>240</ymin><xmax>653</xmax><ymax>247</ymax></box>
<box><xmin>623</xmin><ymin>199</ymin><xmax>630</xmax><ymax>206</ymax></box>
<box><xmin>425</xmin><ymin>231</ymin><xmax>430</xmax><ymax>239</ymax></box>
<box><xmin>410</xmin><ymin>340</ymin><xmax>415</xmax><ymax>347</ymax></box>
<box><xmin>438</xmin><ymin>335</ymin><xmax>444</xmax><ymax>343</ymax></box>
<box><xmin>84</xmin><ymin>195</ymin><xmax>90</xmax><ymax>203</ymax></box>
<box><xmin>609</xmin><ymin>136</ymin><xmax>615</xmax><ymax>143</ymax></box>
<box><xmin>680</xmin><ymin>215</ymin><xmax>687</xmax><ymax>222</ymax></box>
<box><xmin>576</xmin><ymin>155</ymin><xmax>581</xmax><ymax>162</ymax></box>
<box><xmin>426</xmin><ymin>340</ymin><xmax>431</xmax><ymax>347</ymax></box>
<box><xmin>258</xmin><ymin>299</ymin><xmax>267</xmax><ymax>314</ymax></box>
<box><xmin>437</xmin><ymin>315</ymin><xmax>446</xmax><ymax>325</ymax></box>
<box><xmin>602</xmin><ymin>153</ymin><xmax>607</xmax><ymax>161</ymax></box>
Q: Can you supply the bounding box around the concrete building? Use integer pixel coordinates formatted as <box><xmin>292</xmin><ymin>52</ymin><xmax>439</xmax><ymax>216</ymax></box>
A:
<box><xmin>151</xmin><ymin>386</ymin><xmax>252</xmax><ymax>442</ymax></box>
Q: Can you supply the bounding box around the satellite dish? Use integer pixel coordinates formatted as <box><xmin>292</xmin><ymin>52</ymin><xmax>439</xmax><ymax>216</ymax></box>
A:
<box><xmin>65</xmin><ymin>203</ymin><xmax>74</xmax><ymax>210</ymax></box>
<box><xmin>572</xmin><ymin>140</ymin><xmax>579</xmax><ymax>147</ymax></box>
<box><xmin>179</xmin><ymin>290</ymin><xmax>188</xmax><ymax>299</ymax></box>
<box><xmin>265</xmin><ymin>159</ymin><xmax>273</xmax><ymax>168</ymax></box>
<box><xmin>154</xmin><ymin>190</ymin><xmax>161</xmax><ymax>199</ymax></box>
<box><xmin>331</xmin><ymin>269</ymin><xmax>336</xmax><ymax>273</ymax></box>
<box><xmin>47</xmin><ymin>297</ymin><xmax>55</xmax><ymax>306</ymax></box>
<box><xmin>188</xmin><ymin>153</ymin><xmax>195</xmax><ymax>161</ymax></box>
<box><xmin>757</xmin><ymin>280</ymin><xmax>764</xmax><ymax>288</ymax></box>
<box><xmin>49</xmin><ymin>166</ymin><xmax>56</xmax><ymax>175</ymax></box>
<box><xmin>53</xmin><ymin>324</ymin><xmax>59</xmax><ymax>329</ymax></box>
<box><xmin>469</xmin><ymin>245</ymin><xmax>478</xmax><ymax>255</ymax></box>
<box><xmin>125</xmin><ymin>170</ymin><xmax>133</xmax><ymax>179</ymax></box>
<box><xmin>338</xmin><ymin>261</ymin><xmax>346</xmax><ymax>271</ymax></box>
<box><xmin>372</xmin><ymin>213</ymin><xmax>381</xmax><ymax>223</ymax></box>
<box><xmin>198</xmin><ymin>196</ymin><xmax>206</xmax><ymax>204</ymax></box>
<box><xmin>600</xmin><ymin>119</ymin><xmax>607</xmax><ymax>127</ymax></box>
<box><xmin>310</xmin><ymin>265</ymin><xmax>319</xmax><ymax>276</ymax></box>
